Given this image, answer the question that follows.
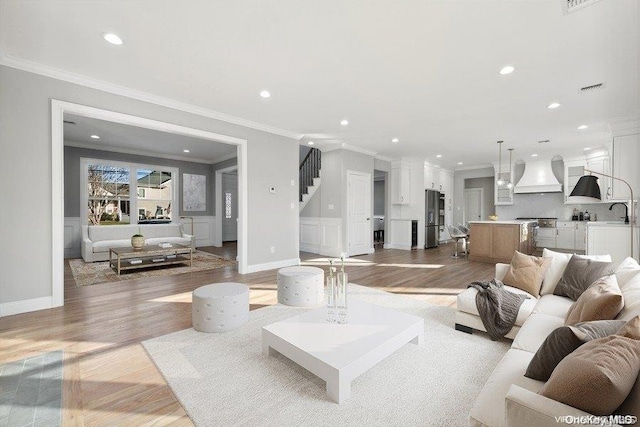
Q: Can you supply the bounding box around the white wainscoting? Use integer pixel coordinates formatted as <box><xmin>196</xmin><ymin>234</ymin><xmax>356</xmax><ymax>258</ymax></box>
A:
<box><xmin>180</xmin><ymin>216</ymin><xmax>215</xmax><ymax>247</ymax></box>
<box><xmin>64</xmin><ymin>217</ymin><xmax>82</xmax><ymax>258</ymax></box>
<box><xmin>299</xmin><ymin>217</ymin><xmax>342</xmax><ymax>257</ymax></box>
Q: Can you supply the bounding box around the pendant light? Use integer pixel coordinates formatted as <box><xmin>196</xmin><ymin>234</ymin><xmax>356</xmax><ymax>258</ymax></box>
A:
<box><xmin>506</xmin><ymin>148</ymin><xmax>514</xmax><ymax>189</ymax></box>
<box><xmin>496</xmin><ymin>141</ymin><xmax>505</xmax><ymax>186</ymax></box>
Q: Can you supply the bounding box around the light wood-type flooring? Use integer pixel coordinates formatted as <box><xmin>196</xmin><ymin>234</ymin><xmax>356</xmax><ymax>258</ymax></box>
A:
<box><xmin>0</xmin><ymin>243</ymin><xmax>496</xmax><ymax>426</ymax></box>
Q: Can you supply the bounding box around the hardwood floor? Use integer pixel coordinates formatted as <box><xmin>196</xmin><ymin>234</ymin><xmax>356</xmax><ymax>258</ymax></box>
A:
<box><xmin>0</xmin><ymin>243</ymin><xmax>495</xmax><ymax>426</ymax></box>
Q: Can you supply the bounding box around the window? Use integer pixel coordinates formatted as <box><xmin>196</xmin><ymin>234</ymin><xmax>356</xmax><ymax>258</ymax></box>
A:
<box><xmin>83</xmin><ymin>159</ymin><xmax>177</xmax><ymax>226</ymax></box>
<box><xmin>225</xmin><ymin>192</ymin><xmax>232</xmax><ymax>219</ymax></box>
<box><xmin>137</xmin><ymin>169</ymin><xmax>173</xmax><ymax>223</ymax></box>
<box><xmin>87</xmin><ymin>164</ymin><xmax>130</xmax><ymax>225</ymax></box>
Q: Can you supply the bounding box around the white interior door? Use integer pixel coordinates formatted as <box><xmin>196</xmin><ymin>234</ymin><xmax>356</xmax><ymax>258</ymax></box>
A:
<box><xmin>348</xmin><ymin>171</ymin><xmax>372</xmax><ymax>256</ymax></box>
<box><xmin>464</xmin><ymin>188</ymin><xmax>483</xmax><ymax>224</ymax></box>
<box><xmin>222</xmin><ymin>173</ymin><xmax>238</xmax><ymax>242</ymax></box>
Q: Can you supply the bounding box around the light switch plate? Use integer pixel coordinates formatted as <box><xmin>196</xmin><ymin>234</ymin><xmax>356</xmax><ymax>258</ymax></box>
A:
<box><xmin>328</xmin><ymin>204</ymin><xmax>334</xmax><ymax>210</ymax></box>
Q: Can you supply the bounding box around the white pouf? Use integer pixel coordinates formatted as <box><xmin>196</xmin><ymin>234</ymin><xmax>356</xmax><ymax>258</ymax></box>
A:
<box><xmin>277</xmin><ymin>266</ymin><xmax>324</xmax><ymax>307</ymax></box>
<box><xmin>192</xmin><ymin>282</ymin><xmax>249</xmax><ymax>333</ymax></box>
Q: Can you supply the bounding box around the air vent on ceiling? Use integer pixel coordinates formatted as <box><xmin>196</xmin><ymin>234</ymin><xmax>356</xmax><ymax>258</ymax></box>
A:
<box><xmin>562</xmin><ymin>0</ymin><xmax>603</xmax><ymax>14</ymax></box>
<box><xmin>580</xmin><ymin>83</ymin><xmax>605</xmax><ymax>93</ymax></box>
<box><xmin>63</xmin><ymin>120</ymin><xmax>76</xmax><ymax>125</ymax></box>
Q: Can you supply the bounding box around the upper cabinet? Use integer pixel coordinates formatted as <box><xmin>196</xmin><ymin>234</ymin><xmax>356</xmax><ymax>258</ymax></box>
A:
<box><xmin>424</xmin><ymin>164</ymin><xmax>437</xmax><ymax>190</ymax></box>
<box><xmin>493</xmin><ymin>162</ymin><xmax>514</xmax><ymax>205</ymax></box>
<box><xmin>563</xmin><ymin>152</ymin><xmax>610</xmax><ymax>204</ymax></box>
<box><xmin>611</xmin><ymin>133</ymin><xmax>640</xmax><ymax>201</ymax></box>
<box><xmin>391</xmin><ymin>161</ymin><xmax>411</xmax><ymax>205</ymax></box>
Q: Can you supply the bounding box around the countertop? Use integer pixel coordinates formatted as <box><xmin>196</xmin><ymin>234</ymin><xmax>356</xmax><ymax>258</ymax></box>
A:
<box><xmin>468</xmin><ymin>220</ymin><xmax>537</xmax><ymax>225</ymax></box>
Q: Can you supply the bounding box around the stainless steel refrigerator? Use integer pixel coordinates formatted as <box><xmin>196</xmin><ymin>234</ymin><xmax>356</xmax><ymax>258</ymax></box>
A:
<box><xmin>425</xmin><ymin>189</ymin><xmax>440</xmax><ymax>248</ymax></box>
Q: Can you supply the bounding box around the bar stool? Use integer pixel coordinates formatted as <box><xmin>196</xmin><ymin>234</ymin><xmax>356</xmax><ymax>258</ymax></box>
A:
<box><xmin>447</xmin><ymin>225</ymin><xmax>468</xmax><ymax>258</ymax></box>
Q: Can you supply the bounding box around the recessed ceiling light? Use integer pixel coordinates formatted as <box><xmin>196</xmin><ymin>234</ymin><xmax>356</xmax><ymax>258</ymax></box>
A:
<box><xmin>499</xmin><ymin>65</ymin><xmax>515</xmax><ymax>75</ymax></box>
<box><xmin>183</xmin><ymin>149</ymin><xmax>190</xmax><ymax>153</ymax></box>
<box><xmin>531</xmin><ymin>154</ymin><xmax>538</xmax><ymax>157</ymax></box>
<box><xmin>90</xmin><ymin>134</ymin><xmax>100</xmax><ymax>139</ymax></box>
<box><xmin>391</xmin><ymin>138</ymin><xmax>399</xmax><ymax>143</ymax></box>
<box><xmin>436</xmin><ymin>154</ymin><xmax>442</xmax><ymax>158</ymax></box>
<box><xmin>457</xmin><ymin>162</ymin><xmax>463</xmax><ymax>165</ymax></box>
<box><xmin>547</xmin><ymin>102</ymin><xmax>561</xmax><ymax>109</ymax></box>
<box><xmin>259</xmin><ymin>90</ymin><xmax>271</xmax><ymax>98</ymax></box>
<box><xmin>307</xmin><ymin>141</ymin><xmax>314</xmax><ymax>146</ymax></box>
<box><xmin>584</xmin><ymin>147</ymin><xmax>592</xmax><ymax>151</ymax></box>
<box><xmin>102</xmin><ymin>33</ymin><xmax>123</xmax><ymax>45</ymax></box>
<box><xmin>340</xmin><ymin>119</ymin><xmax>349</xmax><ymax>126</ymax></box>
<box><xmin>577</xmin><ymin>125</ymin><xmax>588</xmax><ymax>130</ymax></box>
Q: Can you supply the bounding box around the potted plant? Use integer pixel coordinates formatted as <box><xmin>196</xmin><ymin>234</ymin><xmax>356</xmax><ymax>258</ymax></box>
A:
<box><xmin>131</xmin><ymin>233</ymin><xmax>145</xmax><ymax>249</ymax></box>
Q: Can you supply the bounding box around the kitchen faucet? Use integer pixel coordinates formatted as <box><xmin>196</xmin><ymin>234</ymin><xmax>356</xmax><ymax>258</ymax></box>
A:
<box><xmin>609</xmin><ymin>202</ymin><xmax>629</xmax><ymax>224</ymax></box>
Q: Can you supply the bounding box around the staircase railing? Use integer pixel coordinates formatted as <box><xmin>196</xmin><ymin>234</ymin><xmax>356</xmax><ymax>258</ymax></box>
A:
<box><xmin>299</xmin><ymin>148</ymin><xmax>321</xmax><ymax>202</ymax></box>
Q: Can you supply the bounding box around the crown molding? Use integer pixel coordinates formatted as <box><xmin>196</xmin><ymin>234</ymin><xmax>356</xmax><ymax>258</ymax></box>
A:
<box><xmin>0</xmin><ymin>53</ymin><xmax>304</xmax><ymax>141</ymax></box>
<box><xmin>64</xmin><ymin>139</ymin><xmax>235</xmax><ymax>165</ymax></box>
<box><xmin>320</xmin><ymin>143</ymin><xmax>380</xmax><ymax>158</ymax></box>
<box><xmin>374</xmin><ymin>154</ymin><xmax>393</xmax><ymax>162</ymax></box>
<box><xmin>454</xmin><ymin>163</ymin><xmax>494</xmax><ymax>172</ymax></box>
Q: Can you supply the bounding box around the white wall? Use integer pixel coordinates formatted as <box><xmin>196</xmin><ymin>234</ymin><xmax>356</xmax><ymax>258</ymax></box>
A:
<box><xmin>0</xmin><ymin>65</ymin><xmax>299</xmax><ymax>310</ymax></box>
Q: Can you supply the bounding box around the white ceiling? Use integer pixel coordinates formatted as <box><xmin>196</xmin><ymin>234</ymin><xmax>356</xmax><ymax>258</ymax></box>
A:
<box><xmin>1</xmin><ymin>0</ymin><xmax>638</xmax><ymax>169</ymax></box>
<box><xmin>64</xmin><ymin>114</ymin><xmax>237</xmax><ymax>164</ymax></box>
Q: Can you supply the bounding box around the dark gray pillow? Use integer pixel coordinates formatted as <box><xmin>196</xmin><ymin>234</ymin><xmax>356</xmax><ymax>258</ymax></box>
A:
<box><xmin>553</xmin><ymin>255</ymin><xmax>615</xmax><ymax>300</ymax></box>
<box><xmin>525</xmin><ymin>320</ymin><xmax>626</xmax><ymax>381</ymax></box>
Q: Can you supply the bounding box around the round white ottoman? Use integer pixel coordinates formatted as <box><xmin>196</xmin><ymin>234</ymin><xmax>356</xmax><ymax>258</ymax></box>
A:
<box><xmin>192</xmin><ymin>282</ymin><xmax>249</xmax><ymax>333</ymax></box>
<box><xmin>277</xmin><ymin>266</ymin><xmax>324</xmax><ymax>307</ymax></box>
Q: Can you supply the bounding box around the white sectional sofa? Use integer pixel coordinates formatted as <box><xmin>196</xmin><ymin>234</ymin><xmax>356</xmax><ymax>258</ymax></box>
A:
<box><xmin>455</xmin><ymin>252</ymin><xmax>640</xmax><ymax>427</ymax></box>
<box><xmin>82</xmin><ymin>223</ymin><xmax>194</xmax><ymax>262</ymax></box>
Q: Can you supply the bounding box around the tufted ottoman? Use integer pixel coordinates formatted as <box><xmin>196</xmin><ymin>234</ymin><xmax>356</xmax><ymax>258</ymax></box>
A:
<box><xmin>192</xmin><ymin>282</ymin><xmax>249</xmax><ymax>332</ymax></box>
<box><xmin>277</xmin><ymin>266</ymin><xmax>324</xmax><ymax>307</ymax></box>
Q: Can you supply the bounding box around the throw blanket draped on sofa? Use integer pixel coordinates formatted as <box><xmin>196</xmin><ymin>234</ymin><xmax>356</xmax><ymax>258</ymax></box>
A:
<box><xmin>468</xmin><ymin>279</ymin><xmax>526</xmax><ymax>340</ymax></box>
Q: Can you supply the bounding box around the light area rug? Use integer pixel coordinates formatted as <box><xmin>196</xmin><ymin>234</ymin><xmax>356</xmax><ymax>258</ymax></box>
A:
<box><xmin>69</xmin><ymin>250</ymin><xmax>236</xmax><ymax>286</ymax></box>
<box><xmin>143</xmin><ymin>284</ymin><xmax>510</xmax><ymax>427</ymax></box>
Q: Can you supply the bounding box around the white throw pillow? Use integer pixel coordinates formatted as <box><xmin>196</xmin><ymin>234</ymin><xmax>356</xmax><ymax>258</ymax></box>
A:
<box><xmin>615</xmin><ymin>257</ymin><xmax>640</xmax><ymax>288</ymax></box>
<box><xmin>540</xmin><ymin>249</ymin><xmax>612</xmax><ymax>295</ymax></box>
<box><xmin>618</xmin><ymin>274</ymin><xmax>640</xmax><ymax>321</ymax></box>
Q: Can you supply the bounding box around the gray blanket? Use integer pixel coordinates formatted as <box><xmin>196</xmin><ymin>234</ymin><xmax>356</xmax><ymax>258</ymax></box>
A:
<box><xmin>468</xmin><ymin>279</ymin><xmax>526</xmax><ymax>341</ymax></box>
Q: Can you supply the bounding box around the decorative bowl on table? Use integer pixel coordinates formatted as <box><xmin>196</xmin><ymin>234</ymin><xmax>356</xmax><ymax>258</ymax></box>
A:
<box><xmin>488</xmin><ymin>215</ymin><xmax>498</xmax><ymax>221</ymax></box>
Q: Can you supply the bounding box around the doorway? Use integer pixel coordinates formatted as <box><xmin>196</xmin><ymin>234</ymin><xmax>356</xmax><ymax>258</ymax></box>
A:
<box><xmin>373</xmin><ymin>170</ymin><xmax>387</xmax><ymax>246</ymax></box>
<box><xmin>222</xmin><ymin>170</ymin><xmax>238</xmax><ymax>242</ymax></box>
<box><xmin>347</xmin><ymin>170</ymin><xmax>373</xmax><ymax>256</ymax></box>
<box><xmin>52</xmin><ymin>100</ymin><xmax>249</xmax><ymax>310</ymax></box>
<box><xmin>464</xmin><ymin>188</ymin><xmax>483</xmax><ymax>224</ymax></box>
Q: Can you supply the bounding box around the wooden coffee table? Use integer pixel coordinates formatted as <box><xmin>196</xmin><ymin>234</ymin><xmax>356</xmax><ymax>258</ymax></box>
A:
<box><xmin>109</xmin><ymin>244</ymin><xmax>193</xmax><ymax>275</ymax></box>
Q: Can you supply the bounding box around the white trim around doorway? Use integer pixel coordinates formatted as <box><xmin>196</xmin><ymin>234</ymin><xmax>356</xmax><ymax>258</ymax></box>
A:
<box><xmin>52</xmin><ymin>100</ymin><xmax>249</xmax><ymax>311</ymax></box>
<box><xmin>214</xmin><ymin>165</ymin><xmax>238</xmax><ymax>248</ymax></box>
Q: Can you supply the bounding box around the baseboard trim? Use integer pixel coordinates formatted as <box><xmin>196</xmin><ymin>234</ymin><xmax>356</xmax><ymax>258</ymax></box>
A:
<box><xmin>244</xmin><ymin>258</ymin><xmax>300</xmax><ymax>274</ymax></box>
<box><xmin>384</xmin><ymin>244</ymin><xmax>412</xmax><ymax>250</ymax></box>
<box><xmin>0</xmin><ymin>296</ymin><xmax>57</xmax><ymax>317</ymax></box>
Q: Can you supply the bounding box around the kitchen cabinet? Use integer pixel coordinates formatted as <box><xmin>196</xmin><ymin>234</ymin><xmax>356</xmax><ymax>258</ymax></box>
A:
<box><xmin>587</xmin><ymin>222</ymin><xmax>639</xmax><ymax>264</ymax></box>
<box><xmin>611</xmin><ymin>133</ymin><xmax>640</xmax><ymax>201</ymax></box>
<box><xmin>563</xmin><ymin>153</ymin><xmax>610</xmax><ymax>204</ymax></box>
<box><xmin>391</xmin><ymin>162</ymin><xmax>411</xmax><ymax>205</ymax></box>
<box><xmin>469</xmin><ymin>221</ymin><xmax>535</xmax><ymax>263</ymax></box>
<box><xmin>493</xmin><ymin>162</ymin><xmax>514</xmax><ymax>205</ymax></box>
<box><xmin>551</xmin><ymin>221</ymin><xmax>587</xmax><ymax>252</ymax></box>
<box><xmin>425</xmin><ymin>164</ymin><xmax>438</xmax><ymax>190</ymax></box>
<box><xmin>438</xmin><ymin>170</ymin><xmax>454</xmax><ymax>242</ymax></box>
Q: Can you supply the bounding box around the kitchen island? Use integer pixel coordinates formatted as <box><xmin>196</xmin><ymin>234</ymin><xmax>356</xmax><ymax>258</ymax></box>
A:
<box><xmin>468</xmin><ymin>220</ymin><xmax>537</xmax><ymax>264</ymax></box>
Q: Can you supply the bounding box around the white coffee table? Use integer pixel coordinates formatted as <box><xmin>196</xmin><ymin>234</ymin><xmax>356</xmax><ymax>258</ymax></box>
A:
<box><xmin>261</xmin><ymin>298</ymin><xmax>424</xmax><ymax>403</ymax></box>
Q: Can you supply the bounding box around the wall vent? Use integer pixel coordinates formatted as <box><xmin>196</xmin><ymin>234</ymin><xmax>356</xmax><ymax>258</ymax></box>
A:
<box><xmin>562</xmin><ymin>0</ymin><xmax>603</xmax><ymax>14</ymax></box>
<box><xmin>580</xmin><ymin>83</ymin><xmax>605</xmax><ymax>93</ymax></box>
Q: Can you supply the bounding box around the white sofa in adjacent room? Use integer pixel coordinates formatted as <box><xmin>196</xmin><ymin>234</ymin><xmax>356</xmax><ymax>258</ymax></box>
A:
<box><xmin>81</xmin><ymin>223</ymin><xmax>194</xmax><ymax>262</ymax></box>
<box><xmin>455</xmin><ymin>251</ymin><xmax>640</xmax><ymax>427</ymax></box>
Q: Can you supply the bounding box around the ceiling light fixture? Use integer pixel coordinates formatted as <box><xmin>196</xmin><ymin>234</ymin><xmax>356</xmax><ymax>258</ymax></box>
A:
<box><xmin>307</xmin><ymin>141</ymin><xmax>314</xmax><ymax>146</ymax></box>
<box><xmin>496</xmin><ymin>141</ymin><xmax>505</xmax><ymax>186</ymax></box>
<box><xmin>578</xmin><ymin>125</ymin><xmax>588</xmax><ymax>130</ymax></box>
<box><xmin>340</xmin><ymin>119</ymin><xmax>349</xmax><ymax>126</ymax></box>
<box><xmin>499</xmin><ymin>65</ymin><xmax>515</xmax><ymax>75</ymax></box>
<box><xmin>183</xmin><ymin>149</ymin><xmax>190</xmax><ymax>153</ymax></box>
<box><xmin>102</xmin><ymin>33</ymin><xmax>123</xmax><ymax>45</ymax></box>
<box><xmin>531</xmin><ymin>154</ymin><xmax>538</xmax><ymax>157</ymax></box>
<box><xmin>547</xmin><ymin>102</ymin><xmax>561</xmax><ymax>109</ymax></box>
<box><xmin>457</xmin><ymin>162</ymin><xmax>464</xmax><ymax>165</ymax></box>
<box><xmin>260</xmin><ymin>90</ymin><xmax>271</xmax><ymax>98</ymax></box>
<box><xmin>506</xmin><ymin>148</ymin><xmax>514</xmax><ymax>189</ymax></box>
<box><xmin>584</xmin><ymin>147</ymin><xmax>592</xmax><ymax>151</ymax></box>
<box><xmin>90</xmin><ymin>134</ymin><xmax>100</xmax><ymax>139</ymax></box>
<box><xmin>436</xmin><ymin>154</ymin><xmax>442</xmax><ymax>158</ymax></box>
<box><xmin>391</xmin><ymin>138</ymin><xmax>399</xmax><ymax>143</ymax></box>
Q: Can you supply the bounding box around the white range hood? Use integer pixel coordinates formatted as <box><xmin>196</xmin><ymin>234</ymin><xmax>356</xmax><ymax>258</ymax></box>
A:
<box><xmin>513</xmin><ymin>160</ymin><xmax>563</xmax><ymax>193</ymax></box>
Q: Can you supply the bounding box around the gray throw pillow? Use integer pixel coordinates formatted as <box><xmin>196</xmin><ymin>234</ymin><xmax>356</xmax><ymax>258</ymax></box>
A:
<box><xmin>525</xmin><ymin>320</ymin><xmax>626</xmax><ymax>381</ymax></box>
<box><xmin>553</xmin><ymin>255</ymin><xmax>615</xmax><ymax>300</ymax></box>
